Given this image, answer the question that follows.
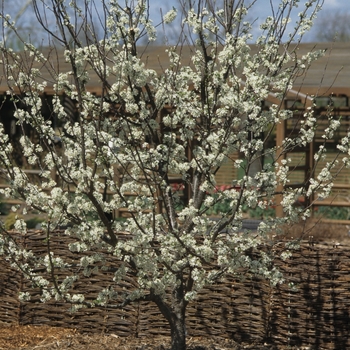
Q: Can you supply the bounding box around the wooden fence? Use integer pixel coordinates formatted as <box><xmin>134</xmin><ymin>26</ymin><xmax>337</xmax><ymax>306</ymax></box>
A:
<box><xmin>2</xmin><ymin>160</ymin><xmax>350</xmax><ymax>223</ymax></box>
<box><xmin>1</xmin><ymin>231</ymin><xmax>350</xmax><ymax>349</ymax></box>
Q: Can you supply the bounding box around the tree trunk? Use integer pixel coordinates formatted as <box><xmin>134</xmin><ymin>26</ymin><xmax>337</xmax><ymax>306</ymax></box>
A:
<box><xmin>152</xmin><ymin>281</ymin><xmax>187</xmax><ymax>350</ymax></box>
<box><xmin>168</xmin><ymin>306</ymin><xmax>186</xmax><ymax>350</ymax></box>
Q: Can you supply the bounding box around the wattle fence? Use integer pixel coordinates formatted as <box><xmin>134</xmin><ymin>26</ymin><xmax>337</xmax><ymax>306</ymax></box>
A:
<box><xmin>1</xmin><ymin>231</ymin><xmax>350</xmax><ymax>349</ymax></box>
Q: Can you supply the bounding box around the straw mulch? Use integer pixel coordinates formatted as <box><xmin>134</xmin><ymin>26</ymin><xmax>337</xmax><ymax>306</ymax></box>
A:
<box><xmin>0</xmin><ymin>325</ymin><xmax>279</xmax><ymax>350</ymax></box>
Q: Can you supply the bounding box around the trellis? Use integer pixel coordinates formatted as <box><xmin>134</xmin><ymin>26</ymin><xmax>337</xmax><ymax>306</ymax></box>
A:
<box><xmin>1</xmin><ymin>43</ymin><xmax>350</xmax><ymax>222</ymax></box>
<box><xmin>275</xmin><ymin>93</ymin><xmax>350</xmax><ymax>222</ymax></box>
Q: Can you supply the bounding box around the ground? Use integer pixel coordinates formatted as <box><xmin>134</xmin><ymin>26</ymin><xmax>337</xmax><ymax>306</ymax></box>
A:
<box><xmin>0</xmin><ymin>325</ymin><xmax>279</xmax><ymax>350</ymax></box>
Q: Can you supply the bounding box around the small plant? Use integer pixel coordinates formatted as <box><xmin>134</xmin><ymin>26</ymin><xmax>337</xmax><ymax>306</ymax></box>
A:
<box><xmin>4</xmin><ymin>213</ymin><xmax>44</xmax><ymax>230</ymax></box>
<box><xmin>4</xmin><ymin>212</ymin><xmax>22</xmax><ymax>230</ymax></box>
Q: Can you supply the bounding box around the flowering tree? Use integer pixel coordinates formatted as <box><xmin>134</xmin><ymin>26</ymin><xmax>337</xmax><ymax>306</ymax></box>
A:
<box><xmin>0</xmin><ymin>0</ymin><xmax>347</xmax><ymax>349</ymax></box>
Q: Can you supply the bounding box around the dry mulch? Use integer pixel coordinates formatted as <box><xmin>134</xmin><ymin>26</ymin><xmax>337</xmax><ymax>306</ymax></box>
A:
<box><xmin>0</xmin><ymin>325</ymin><xmax>280</xmax><ymax>350</ymax></box>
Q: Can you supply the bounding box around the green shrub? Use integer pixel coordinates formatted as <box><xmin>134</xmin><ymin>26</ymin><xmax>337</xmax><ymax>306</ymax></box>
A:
<box><xmin>25</xmin><ymin>216</ymin><xmax>44</xmax><ymax>229</ymax></box>
<box><xmin>0</xmin><ymin>196</ymin><xmax>9</xmax><ymax>216</ymax></box>
<box><xmin>314</xmin><ymin>206</ymin><xmax>350</xmax><ymax>220</ymax></box>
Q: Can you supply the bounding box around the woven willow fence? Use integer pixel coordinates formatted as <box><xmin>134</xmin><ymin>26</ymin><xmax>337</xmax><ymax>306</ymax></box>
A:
<box><xmin>1</xmin><ymin>231</ymin><xmax>350</xmax><ymax>349</ymax></box>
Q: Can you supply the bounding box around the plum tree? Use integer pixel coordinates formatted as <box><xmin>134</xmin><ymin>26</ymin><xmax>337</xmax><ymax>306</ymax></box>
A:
<box><xmin>1</xmin><ymin>1</ymin><xmax>347</xmax><ymax>349</ymax></box>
